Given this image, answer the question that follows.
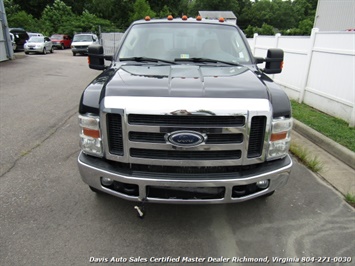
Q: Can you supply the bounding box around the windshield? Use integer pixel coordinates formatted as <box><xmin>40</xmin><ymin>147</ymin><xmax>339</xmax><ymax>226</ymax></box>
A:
<box><xmin>28</xmin><ymin>37</ymin><xmax>44</xmax><ymax>43</ymax></box>
<box><xmin>51</xmin><ymin>35</ymin><xmax>63</xmax><ymax>40</ymax></box>
<box><xmin>118</xmin><ymin>23</ymin><xmax>251</xmax><ymax>64</ymax></box>
<box><xmin>73</xmin><ymin>35</ymin><xmax>94</xmax><ymax>42</ymax></box>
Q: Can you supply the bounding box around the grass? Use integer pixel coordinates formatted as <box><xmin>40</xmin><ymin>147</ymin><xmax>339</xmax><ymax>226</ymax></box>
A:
<box><xmin>290</xmin><ymin>101</ymin><xmax>354</xmax><ymax>208</ymax></box>
<box><xmin>290</xmin><ymin>143</ymin><xmax>323</xmax><ymax>173</ymax></box>
<box><xmin>345</xmin><ymin>193</ymin><xmax>355</xmax><ymax>208</ymax></box>
<box><xmin>290</xmin><ymin>100</ymin><xmax>355</xmax><ymax>152</ymax></box>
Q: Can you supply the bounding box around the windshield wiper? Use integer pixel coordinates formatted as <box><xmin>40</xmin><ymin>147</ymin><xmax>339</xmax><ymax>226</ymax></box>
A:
<box><xmin>120</xmin><ymin>57</ymin><xmax>176</xmax><ymax>64</ymax></box>
<box><xmin>175</xmin><ymin>57</ymin><xmax>241</xmax><ymax>66</ymax></box>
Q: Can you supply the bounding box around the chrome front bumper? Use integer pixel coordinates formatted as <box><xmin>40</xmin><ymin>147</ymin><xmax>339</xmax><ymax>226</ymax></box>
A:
<box><xmin>77</xmin><ymin>152</ymin><xmax>292</xmax><ymax>204</ymax></box>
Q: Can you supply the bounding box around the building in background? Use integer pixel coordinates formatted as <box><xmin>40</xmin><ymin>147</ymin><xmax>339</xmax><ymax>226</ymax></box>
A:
<box><xmin>198</xmin><ymin>11</ymin><xmax>237</xmax><ymax>25</ymax></box>
<box><xmin>313</xmin><ymin>0</ymin><xmax>355</xmax><ymax>31</ymax></box>
<box><xmin>0</xmin><ymin>0</ymin><xmax>14</xmax><ymax>61</ymax></box>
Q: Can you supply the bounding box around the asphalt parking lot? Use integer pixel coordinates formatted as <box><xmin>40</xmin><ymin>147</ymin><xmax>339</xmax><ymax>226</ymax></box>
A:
<box><xmin>0</xmin><ymin>49</ymin><xmax>354</xmax><ymax>266</ymax></box>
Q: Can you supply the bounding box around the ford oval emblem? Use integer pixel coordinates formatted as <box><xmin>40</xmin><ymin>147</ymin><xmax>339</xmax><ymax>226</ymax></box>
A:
<box><xmin>166</xmin><ymin>131</ymin><xmax>206</xmax><ymax>147</ymax></box>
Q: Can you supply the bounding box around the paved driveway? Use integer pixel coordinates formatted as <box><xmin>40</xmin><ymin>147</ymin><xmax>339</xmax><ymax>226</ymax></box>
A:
<box><xmin>0</xmin><ymin>50</ymin><xmax>354</xmax><ymax>266</ymax></box>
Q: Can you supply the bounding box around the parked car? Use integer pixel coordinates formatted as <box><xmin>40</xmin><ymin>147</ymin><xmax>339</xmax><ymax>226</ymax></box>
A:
<box><xmin>50</xmin><ymin>34</ymin><xmax>72</xmax><ymax>49</ymax></box>
<box><xmin>27</xmin><ymin>32</ymin><xmax>43</xmax><ymax>38</ymax></box>
<box><xmin>24</xmin><ymin>36</ymin><xmax>53</xmax><ymax>54</ymax></box>
<box><xmin>9</xmin><ymin>28</ymin><xmax>29</xmax><ymax>51</ymax></box>
<box><xmin>71</xmin><ymin>33</ymin><xmax>99</xmax><ymax>56</ymax></box>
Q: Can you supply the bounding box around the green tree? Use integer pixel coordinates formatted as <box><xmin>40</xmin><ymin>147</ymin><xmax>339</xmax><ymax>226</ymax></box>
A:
<box><xmin>130</xmin><ymin>0</ymin><xmax>156</xmax><ymax>23</ymax></box>
<box><xmin>40</xmin><ymin>0</ymin><xmax>75</xmax><ymax>35</ymax></box>
<box><xmin>158</xmin><ymin>5</ymin><xmax>172</xmax><ymax>18</ymax></box>
<box><xmin>6</xmin><ymin>10</ymin><xmax>39</xmax><ymax>32</ymax></box>
<box><xmin>12</xmin><ymin>0</ymin><xmax>49</xmax><ymax>19</ymax></box>
<box><xmin>272</xmin><ymin>0</ymin><xmax>297</xmax><ymax>30</ymax></box>
<box><xmin>244</xmin><ymin>23</ymin><xmax>275</xmax><ymax>38</ymax></box>
<box><xmin>85</xmin><ymin>0</ymin><xmax>133</xmax><ymax>30</ymax></box>
<box><xmin>6</xmin><ymin>0</ymin><xmax>318</xmax><ymax>36</ymax></box>
<box><xmin>148</xmin><ymin>0</ymin><xmax>188</xmax><ymax>17</ymax></box>
<box><xmin>236</xmin><ymin>0</ymin><xmax>253</xmax><ymax>30</ymax></box>
<box><xmin>4</xmin><ymin>0</ymin><xmax>21</xmax><ymax>16</ymax></box>
<box><xmin>70</xmin><ymin>10</ymin><xmax>117</xmax><ymax>34</ymax></box>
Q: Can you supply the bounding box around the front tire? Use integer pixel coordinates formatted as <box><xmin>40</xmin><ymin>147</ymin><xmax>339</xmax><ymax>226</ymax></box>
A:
<box><xmin>61</xmin><ymin>44</ymin><xmax>64</xmax><ymax>50</ymax></box>
<box><xmin>50</xmin><ymin>47</ymin><xmax>54</xmax><ymax>53</ymax></box>
<box><xmin>42</xmin><ymin>47</ymin><xmax>46</xmax><ymax>54</ymax></box>
<box><xmin>72</xmin><ymin>52</ymin><xmax>76</xmax><ymax>56</ymax></box>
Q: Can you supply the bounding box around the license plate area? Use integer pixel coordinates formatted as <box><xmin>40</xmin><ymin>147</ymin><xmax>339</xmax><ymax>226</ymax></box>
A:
<box><xmin>147</xmin><ymin>186</ymin><xmax>225</xmax><ymax>200</ymax></box>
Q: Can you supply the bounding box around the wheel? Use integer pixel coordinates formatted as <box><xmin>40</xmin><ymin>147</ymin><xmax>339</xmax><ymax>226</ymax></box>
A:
<box><xmin>61</xmin><ymin>44</ymin><xmax>64</xmax><ymax>50</ymax></box>
<box><xmin>42</xmin><ymin>47</ymin><xmax>46</xmax><ymax>54</ymax></box>
<box><xmin>72</xmin><ymin>52</ymin><xmax>76</xmax><ymax>56</ymax></box>
<box><xmin>25</xmin><ymin>51</ymin><xmax>29</xmax><ymax>54</ymax></box>
<box><xmin>50</xmin><ymin>47</ymin><xmax>54</xmax><ymax>53</ymax></box>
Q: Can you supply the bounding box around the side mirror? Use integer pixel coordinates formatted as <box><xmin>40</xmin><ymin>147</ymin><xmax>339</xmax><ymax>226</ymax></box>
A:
<box><xmin>88</xmin><ymin>44</ymin><xmax>113</xmax><ymax>70</ymax></box>
<box><xmin>255</xmin><ymin>48</ymin><xmax>284</xmax><ymax>74</ymax></box>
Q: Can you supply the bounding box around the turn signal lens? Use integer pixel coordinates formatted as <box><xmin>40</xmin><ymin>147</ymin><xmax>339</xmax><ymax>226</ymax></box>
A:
<box><xmin>83</xmin><ymin>128</ymin><xmax>100</xmax><ymax>139</ymax></box>
<box><xmin>270</xmin><ymin>132</ymin><xmax>287</xmax><ymax>142</ymax></box>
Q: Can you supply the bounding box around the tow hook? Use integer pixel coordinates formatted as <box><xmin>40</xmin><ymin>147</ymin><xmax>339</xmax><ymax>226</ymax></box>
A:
<box><xmin>134</xmin><ymin>197</ymin><xmax>147</xmax><ymax>219</ymax></box>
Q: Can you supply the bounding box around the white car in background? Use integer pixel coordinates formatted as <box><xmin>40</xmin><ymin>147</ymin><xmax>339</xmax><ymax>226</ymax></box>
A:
<box><xmin>27</xmin><ymin>32</ymin><xmax>44</xmax><ymax>38</ymax></box>
<box><xmin>24</xmin><ymin>36</ymin><xmax>54</xmax><ymax>54</ymax></box>
<box><xmin>71</xmin><ymin>33</ymin><xmax>99</xmax><ymax>56</ymax></box>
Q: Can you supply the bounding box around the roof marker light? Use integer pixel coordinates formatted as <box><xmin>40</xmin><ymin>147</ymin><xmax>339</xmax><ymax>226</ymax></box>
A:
<box><xmin>167</xmin><ymin>15</ymin><xmax>173</xmax><ymax>20</ymax></box>
<box><xmin>182</xmin><ymin>15</ymin><xmax>188</xmax><ymax>21</ymax></box>
<box><xmin>219</xmin><ymin>17</ymin><xmax>225</xmax><ymax>23</ymax></box>
<box><xmin>196</xmin><ymin>16</ymin><xmax>202</xmax><ymax>21</ymax></box>
<box><xmin>145</xmin><ymin>16</ymin><xmax>150</xmax><ymax>21</ymax></box>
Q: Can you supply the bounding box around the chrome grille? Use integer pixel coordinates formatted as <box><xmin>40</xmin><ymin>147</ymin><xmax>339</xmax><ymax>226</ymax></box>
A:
<box><xmin>105</xmin><ymin>112</ymin><xmax>267</xmax><ymax>167</ymax></box>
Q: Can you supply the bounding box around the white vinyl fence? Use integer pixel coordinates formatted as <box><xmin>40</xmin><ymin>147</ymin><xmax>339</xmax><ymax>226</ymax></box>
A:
<box><xmin>248</xmin><ymin>28</ymin><xmax>355</xmax><ymax>127</ymax></box>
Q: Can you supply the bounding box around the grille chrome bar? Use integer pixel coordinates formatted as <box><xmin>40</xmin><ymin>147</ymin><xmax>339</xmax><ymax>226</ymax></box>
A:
<box><xmin>130</xmin><ymin>148</ymin><xmax>242</xmax><ymax>160</ymax></box>
<box><xmin>102</xmin><ymin>96</ymin><xmax>272</xmax><ymax>167</ymax></box>
<box><xmin>129</xmin><ymin>132</ymin><xmax>243</xmax><ymax>144</ymax></box>
<box><xmin>128</xmin><ymin>114</ymin><xmax>245</xmax><ymax>127</ymax></box>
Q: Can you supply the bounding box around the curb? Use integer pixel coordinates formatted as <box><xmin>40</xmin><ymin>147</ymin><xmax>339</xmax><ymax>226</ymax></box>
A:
<box><xmin>293</xmin><ymin>119</ymin><xmax>355</xmax><ymax>170</ymax></box>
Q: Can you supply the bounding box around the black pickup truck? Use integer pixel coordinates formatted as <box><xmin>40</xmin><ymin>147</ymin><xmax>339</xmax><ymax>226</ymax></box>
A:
<box><xmin>77</xmin><ymin>16</ymin><xmax>293</xmax><ymax>206</ymax></box>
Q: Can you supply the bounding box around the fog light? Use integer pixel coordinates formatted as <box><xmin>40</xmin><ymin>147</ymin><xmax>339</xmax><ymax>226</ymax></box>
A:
<box><xmin>101</xmin><ymin>177</ymin><xmax>113</xmax><ymax>186</ymax></box>
<box><xmin>256</xmin><ymin>180</ymin><xmax>269</xmax><ymax>189</ymax></box>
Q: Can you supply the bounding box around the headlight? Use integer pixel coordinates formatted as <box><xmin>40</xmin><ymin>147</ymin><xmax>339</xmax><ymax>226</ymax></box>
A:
<box><xmin>267</xmin><ymin>117</ymin><xmax>292</xmax><ymax>160</ymax></box>
<box><xmin>79</xmin><ymin>114</ymin><xmax>103</xmax><ymax>157</ymax></box>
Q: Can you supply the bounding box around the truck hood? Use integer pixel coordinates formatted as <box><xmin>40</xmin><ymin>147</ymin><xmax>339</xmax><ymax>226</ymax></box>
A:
<box><xmin>104</xmin><ymin>64</ymin><xmax>269</xmax><ymax>99</ymax></box>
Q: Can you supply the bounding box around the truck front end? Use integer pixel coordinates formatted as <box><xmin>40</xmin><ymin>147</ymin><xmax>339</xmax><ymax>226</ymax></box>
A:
<box><xmin>77</xmin><ymin>17</ymin><xmax>292</xmax><ymax>204</ymax></box>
